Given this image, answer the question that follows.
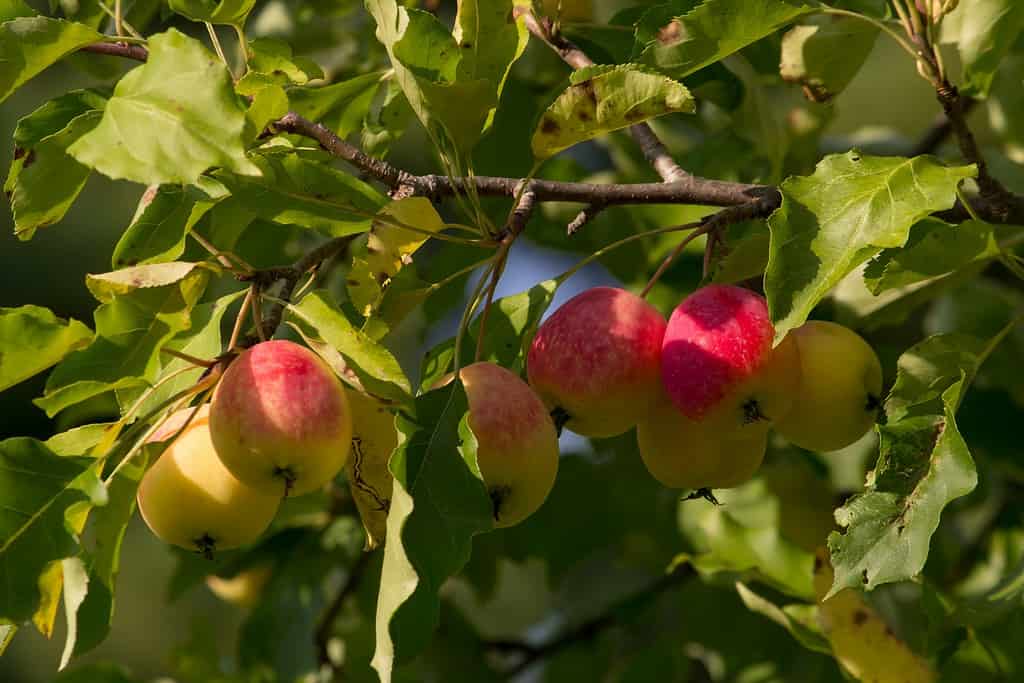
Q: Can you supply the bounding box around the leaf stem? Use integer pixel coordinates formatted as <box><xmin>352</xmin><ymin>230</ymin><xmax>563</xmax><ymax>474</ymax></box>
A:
<box><xmin>228</xmin><ymin>286</ymin><xmax>254</xmax><ymax>351</ymax></box>
<box><xmin>819</xmin><ymin>7</ymin><xmax>921</xmax><ymax>65</ymax></box>
<box><xmin>205</xmin><ymin>22</ymin><xmax>231</xmax><ymax>72</ymax></box>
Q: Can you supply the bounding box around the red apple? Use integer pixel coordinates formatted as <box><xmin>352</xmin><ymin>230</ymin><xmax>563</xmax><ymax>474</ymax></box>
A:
<box><xmin>209</xmin><ymin>340</ymin><xmax>352</xmax><ymax>497</ymax></box>
<box><xmin>527</xmin><ymin>287</ymin><xmax>666</xmax><ymax>437</ymax></box>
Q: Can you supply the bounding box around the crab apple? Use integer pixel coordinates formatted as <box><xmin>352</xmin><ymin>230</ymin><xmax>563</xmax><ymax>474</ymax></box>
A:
<box><xmin>774</xmin><ymin>321</ymin><xmax>883</xmax><ymax>452</ymax></box>
<box><xmin>137</xmin><ymin>406</ymin><xmax>280</xmax><ymax>556</ymax></box>
<box><xmin>636</xmin><ymin>394</ymin><xmax>767</xmax><ymax>490</ymax></box>
<box><xmin>209</xmin><ymin>340</ymin><xmax>352</xmax><ymax>497</ymax></box>
<box><xmin>527</xmin><ymin>287</ymin><xmax>667</xmax><ymax>437</ymax></box>
<box><xmin>460</xmin><ymin>362</ymin><xmax>559</xmax><ymax>528</ymax></box>
<box><xmin>660</xmin><ymin>284</ymin><xmax>801</xmax><ymax>438</ymax></box>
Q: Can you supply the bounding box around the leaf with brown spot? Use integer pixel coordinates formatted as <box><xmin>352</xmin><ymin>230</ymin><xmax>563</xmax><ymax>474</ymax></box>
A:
<box><xmin>530</xmin><ymin>63</ymin><xmax>694</xmax><ymax>159</ymax></box>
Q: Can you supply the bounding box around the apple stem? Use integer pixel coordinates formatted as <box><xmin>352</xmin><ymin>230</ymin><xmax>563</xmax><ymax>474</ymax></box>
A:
<box><xmin>549</xmin><ymin>407</ymin><xmax>571</xmax><ymax>436</ymax></box>
<box><xmin>194</xmin><ymin>534</ymin><xmax>217</xmax><ymax>561</ymax></box>
<box><xmin>682</xmin><ymin>488</ymin><xmax>720</xmax><ymax>505</ymax></box>
<box><xmin>275</xmin><ymin>466</ymin><xmax>297</xmax><ymax>498</ymax></box>
<box><xmin>489</xmin><ymin>486</ymin><xmax>511</xmax><ymax>523</ymax></box>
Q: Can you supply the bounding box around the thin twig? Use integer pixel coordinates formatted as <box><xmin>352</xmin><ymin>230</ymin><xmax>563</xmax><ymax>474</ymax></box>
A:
<box><xmin>80</xmin><ymin>41</ymin><xmax>149</xmax><ymax>61</ymax></box>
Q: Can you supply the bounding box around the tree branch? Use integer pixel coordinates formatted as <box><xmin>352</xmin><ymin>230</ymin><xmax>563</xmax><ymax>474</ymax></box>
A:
<box><xmin>487</xmin><ymin>563</ymin><xmax>695</xmax><ymax>678</ymax></box>
<box><xmin>80</xmin><ymin>41</ymin><xmax>149</xmax><ymax>61</ymax></box>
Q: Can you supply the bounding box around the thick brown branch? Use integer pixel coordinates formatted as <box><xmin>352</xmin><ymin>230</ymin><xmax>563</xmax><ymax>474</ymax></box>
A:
<box><xmin>80</xmin><ymin>41</ymin><xmax>149</xmax><ymax>61</ymax></box>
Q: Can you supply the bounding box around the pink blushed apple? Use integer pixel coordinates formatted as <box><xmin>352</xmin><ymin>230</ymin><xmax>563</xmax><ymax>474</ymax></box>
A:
<box><xmin>527</xmin><ymin>287</ymin><xmax>667</xmax><ymax>437</ymax></box>
<box><xmin>209</xmin><ymin>340</ymin><xmax>352</xmax><ymax>497</ymax></box>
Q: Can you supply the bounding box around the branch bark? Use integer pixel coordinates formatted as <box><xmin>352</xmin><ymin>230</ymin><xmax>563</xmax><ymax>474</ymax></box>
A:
<box><xmin>80</xmin><ymin>41</ymin><xmax>149</xmax><ymax>61</ymax></box>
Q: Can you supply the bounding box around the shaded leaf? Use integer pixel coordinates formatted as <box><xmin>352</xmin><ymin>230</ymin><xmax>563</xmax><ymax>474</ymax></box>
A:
<box><xmin>247</xmin><ymin>37</ymin><xmax>323</xmax><ymax>85</ymax></box>
<box><xmin>0</xmin><ymin>16</ymin><xmax>100</xmax><ymax>103</ymax></box>
<box><xmin>4</xmin><ymin>90</ymin><xmax>105</xmax><ymax>241</ymax></box>
<box><xmin>111</xmin><ymin>178</ymin><xmax>229</xmax><ymax>267</ymax></box>
<box><xmin>734</xmin><ymin>582</ymin><xmax>831</xmax><ymax>655</ymax></box>
<box><xmin>288</xmin><ymin>71</ymin><xmax>386</xmax><ymax>140</ymax></box>
<box><xmin>780</xmin><ymin>15</ymin><xmax>878</xmax><ymax>102</ymax></box>
<box><xmin>863</xmin><ymin>219</ymin><xmax>998</xmax><ymax>295</ymax></box>
<box><xmin>372</xmin><ymin>383</ymin><xmax>493</xmax><ymax>680</ymax></box>
<box><xmin>885</xmin><ymin>333</ymin><xmax>988</xmax><ymax>423</ymax></box>
<box><xmin>0</xmin><ymin>305</ymin><xmax>92</xmax><ymax>392</ymax></box>
<box><xmin>638</xmin><ymin>0</ymin><xmax>815</xmax><ymax>79</ymax></box>
<box><xmin>766</xmin><ymin>152</ymin><xmax>975</xmax><ymax>342</ymax></box>
<box><xmin>168</xmin><ymin>0</ymin><xmax>254</xmax><ymax>25</ymax></box>
<box><xmin>943</xmin><ymin>0</ymin><xmax>1024</xmax><ymax>98</ymax></box>
<box><xmin>0</xmin><ymin>439</ymin><xmax>102</xmax><ymax>624</ymax></box>
<box><xmin>532</xmin><ymin>64</ymin><xmax>694</xmax><ymax>159</ymax></box>
<box><xmin>287</xmin><ymin>289</ymin><xmax>412</xmax><ymax>402</ymax></box>
<box><xmin>68</xmin><ymin>29</ymin><xmax>260</xmax><ymax>185</ymax></box>
<box><xmin>215</xmin><ymin>153</ymin><xmax>387</xmax><ymax>236</ymax></box>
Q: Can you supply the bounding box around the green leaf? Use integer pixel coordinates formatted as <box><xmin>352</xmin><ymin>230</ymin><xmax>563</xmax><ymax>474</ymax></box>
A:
<box><xmin>111</xmin><ymin>179</ymin><xmax>229</xmax><ymax>268</ymax></box>
<box><xmin>531</xmin><ymin>64</ymin><xmax>694</xmax><ymax>159</ymax></box>
<box><xmin>288</xmin><ymin>71</ymin><xmax>387</xmax><ymax>140</ymax></box>
<box><xmin>467</xmin><ymin>280</ymin><xmax>558</xmax><ymax>372</ymax></box>
<box><xmin>638</xmin><ymin>0</ymin><xmax>815</xmax><ymax>79</ymax></box>
<box><xmin>365</xmin><ymin>0</ymin><xmax>520</xmax><ymax>158</ymax></box>
<box><xmin>5</xmin><ymin>99</ymin><xmax>103</xmax><ymax>239</ymax></box>
<box><xmin>45</xmin><ymin>424</ymin><xmax>112</xmax><ymax>456</ymax></box>
<box><xmin>85</xmin><ymin>262</ymin><xmax>214</xmax><ymax>302</ymax></box>
<box><xmin>67</xmin><ymin>29</ymin><xmax>260</xmax><ymax>186</ymax></box>
<box><xmin>246</xmin><ymin>37</ymin><xmax>323</xmax><ymax>85</ymax></box>
<box><xmin>678</xmin><ymin>479</ymin><xmax>815</xmax><ymax>599</ymax></box>
<box><xmin>0</xmin><ymin>305</ymin><xmax>92</xmax><ymax>392</ymax></box>
<box><xmin>347</xmin><ymin>197</ymin><xmax>446</xmax><ymax>317</ymax></box>
<box><xmin>825</xmin><ymin>331</ymin><xmax>1002</xmax><ymax>596</ymax></box>
<box><xmin>943</xmin><ymin>0</ymin><xmax>1024</xmax><ymax>98</ymax></box>
<box><xmin>780</xmin><ymin>15</ymin><xmax>878</xmax><ymax>102</ymax></box>
<box><xmin>168</xmin><ymin>0</ymin><xmax>255</xmax><ymax>25</ymax></box>
<box><xmin>287</xmin><ymin>289</ymin><xmax>412</xmax><ymax>402</ymax></box>
<box><xmin>214</xmin><ymin>153</ymin><xmax>387</xmax><ymax>236</ymax></box>
<box><xmin>884</xmin><ymin>333</ymin><xmax>988</xmax><ymax>423</ymax></box>
<box><xmin>0</xmin><ymin>17</ymin><xmax>101</xmax><ymax>103</ymax></box>
<box><xmin>765</xmin><ymin>152</ymin><xmax>976</xmax><ymax>342</ymax></box>
<box><xmin>36</xmin><ymin>267</ymin><xmax>209</xmax><ymax>417</ymax></box>
<box><xmin>863</xmin><ymin>219</ymin><xmax>999</xmax><ymax>294</ymax></box>
<box><xmin>734</xmin><ymin>582</ymin><xmax>831</xmax><ymax>655</ymax></box>
<box><xmin>62</xmin><ymin>450</ymin><xmax>147</xmax><ymax>660</ymax></box>
<box><xmin>0</xmin><ymin>0</ymin><xmax>34</xmax><ymax>22</ymax></box>
<box><xmin>116</xmin><ymin>290</ymin><xmax>243</xmax><ymax>416</ymax></box>
<box><xmin>453</xmin><ymin>0</ymin><xmax>530</xmax><ymax>130</ymax></box>
<box><xmin>372</xmin><ymin>383</ymin><xmax>493</xmax><ymax>680</ymax></box>
<box><xmin>0</xmin><ymin>439</ymin><xmax>102</xmax><ymax>623</ymax></box>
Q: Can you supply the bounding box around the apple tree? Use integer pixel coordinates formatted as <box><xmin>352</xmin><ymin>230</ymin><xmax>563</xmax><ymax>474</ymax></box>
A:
<box><xmin>2</xmin><ymin>0</ymin><xmax>1024</xmax><ymax>681</ymax></box>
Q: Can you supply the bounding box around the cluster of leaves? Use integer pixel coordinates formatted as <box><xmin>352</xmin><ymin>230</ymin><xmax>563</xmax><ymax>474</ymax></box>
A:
<box><xmin>2</xmin><ymin>0</ymin><xmax>1024</xmax><ymax>682</ymax></box>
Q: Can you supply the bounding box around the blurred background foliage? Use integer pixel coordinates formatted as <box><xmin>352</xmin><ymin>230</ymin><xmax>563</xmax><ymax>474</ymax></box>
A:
<box><xmin>2</xmin><ymin>0</ymin><xmax>1024</xmax><ymax>681</ymax></box>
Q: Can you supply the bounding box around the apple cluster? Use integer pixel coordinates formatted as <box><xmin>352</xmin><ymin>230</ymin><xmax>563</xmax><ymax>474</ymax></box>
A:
<box><xmin>528</xmin><ymin>284</ymin><xmax>882</xmax><ymax>490</ymax></box>
<box><xmin>137</xmin><ymin>284</ymin><xmax>882</xmax><ymax>557</ymax></box>
<box><xmin>138</xmin><ymin>340</ymin><xmax>355</xmax><ymax>556</ymax></box>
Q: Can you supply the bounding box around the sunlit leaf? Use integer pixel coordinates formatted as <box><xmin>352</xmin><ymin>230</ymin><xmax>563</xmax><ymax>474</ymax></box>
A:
<box><xmin>780</xmin><ymin>15</ymin><xmax>878</xmax><ymax>102</ymax></box>
<box><xmin>168</xmin><ymin>0</ymin><xmax>255</xmax><ymax>25</ymax></box>
<box><xmin>531</xmin><ymin>64</ymin><xmax>694</xmax><ymax>159</ymax></box>
<box><xmin>942</xmin><ymin>0</ymin><xmax>1024</xmax><ymax>97</ymax></box>
<box><xmin>766</xmin><ymin>152</ymin><xmax>975</xmax><ymax>342</ymax></box>
<box><xmin>0</xmin><ymin>305</ymin><xmax>92</xmax><ymax>393</ymax></box>
<box><xmin>68</xmin><ymin>29</ymin><xmax>260</xmax><ymax>185</ymax></box>
<box><xmin>0</xmin><ymin>17</ymin><xmax>101</xmax><ymax>103</ymax></box>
